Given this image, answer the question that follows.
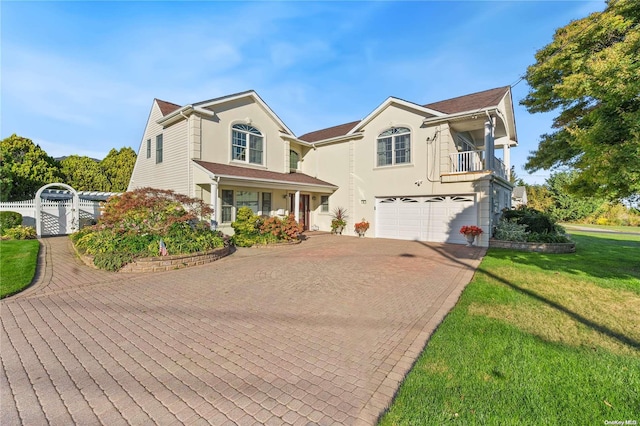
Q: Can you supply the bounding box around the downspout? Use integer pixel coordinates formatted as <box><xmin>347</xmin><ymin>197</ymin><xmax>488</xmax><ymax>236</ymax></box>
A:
<box><xmin>180</xmin><ymin>111</ymin><xmax>191</xmax><ymax>197</ymax></box>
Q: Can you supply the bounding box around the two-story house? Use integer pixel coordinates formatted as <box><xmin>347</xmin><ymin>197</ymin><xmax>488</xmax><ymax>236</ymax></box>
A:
<box><xmin>128</xmin><ymin>87</ymin><xmax>517</xmax><ymax>246</ymax></box>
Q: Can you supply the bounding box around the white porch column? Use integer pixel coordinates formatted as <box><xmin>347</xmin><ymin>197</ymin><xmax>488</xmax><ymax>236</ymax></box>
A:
<box><xmin>484</xmin><ymin>118</ymin><xmax>495</xmax><ymax>171</ymax></box>
<box><xmin>503</xmin><ymin>144</ymin><xmax>511</xmax><ymax>180</ymax></box>
<box><xmin>294</xmin><ymin>190</ymin><xmax>300</xmax><ymax>222</ymax></box>
<box><xmin>210</xmin><ymin>178</ymin><xmax>218</xmax><ymax>230</ymax></box>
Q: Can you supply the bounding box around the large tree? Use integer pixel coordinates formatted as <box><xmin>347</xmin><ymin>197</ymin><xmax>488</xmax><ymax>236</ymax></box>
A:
<box><xmin>101</xmin><ymin>147</ymin><xmax>136</xmax><ymax>192</ymax></box>
<box><xmin>60</xmin><ymin>155</ymin><xmax>109</xmax><ymax>192</ymax></box>
<box><xmin>521</xmin><ymin>0</ymin><xmax>640</xmax><ymax>200</ymax></box>
<box><xmin>0</xmin><ymin>134</ymin><xmax>63</xmax><ymax>201</ymax></box>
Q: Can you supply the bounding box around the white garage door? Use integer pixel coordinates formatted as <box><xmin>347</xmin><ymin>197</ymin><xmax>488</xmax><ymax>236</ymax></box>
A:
<box><xmin>375</xmin><ymin>195</ymin><xmax>477</xmax><ymax>244</ymax></box>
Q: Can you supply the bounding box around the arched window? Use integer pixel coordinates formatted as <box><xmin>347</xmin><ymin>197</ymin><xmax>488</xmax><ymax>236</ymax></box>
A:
<box><xmin>377</xmin><ymin>127</ymin><xmax>411</xmax><ymax>166</ymax></box>
<box><xmin>289</xmin><ymin>149</ymin><xmax>300</xmax><ymax>171</ymax></box>
<box><xmin>232</xmin><ymin>124</ymin><xmax>263</xmax><ymax>164</ymax></box>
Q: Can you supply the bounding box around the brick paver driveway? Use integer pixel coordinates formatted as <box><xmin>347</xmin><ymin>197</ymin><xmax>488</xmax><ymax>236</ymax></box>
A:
<box><xmin>1</xmin><ymin>234</ymin><xmax>485</xmax><ymax>425</ymax></box>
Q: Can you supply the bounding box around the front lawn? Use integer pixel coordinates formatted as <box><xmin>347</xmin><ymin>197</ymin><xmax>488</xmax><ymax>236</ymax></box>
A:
<box><xmin>380</xmin><ymin>231</ymin><xmax>640</xmax><ymax>424</ymax></box>
<box><xmin>0</xmin><ymin>239</ymin><xmax>40</xmax><ymax>298</ymax></box>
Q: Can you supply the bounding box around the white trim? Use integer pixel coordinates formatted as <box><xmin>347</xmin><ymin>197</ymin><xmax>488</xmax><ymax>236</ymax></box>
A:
<box><xmin>230</xmin><ymin>122</ymin><xmax>266</xmax><ymax>166</ymax></box>
<box><xmin>35</xmin><ymin>183</ymin><xmax>80</xmax><ymax>237</ymax></box>
<box><xmin>195</xmin><ymin>91</ymin><xmax>295</xmax><ymax>136</ymax></box>
<box><xmin>349</xmin><ymin>97</ymin><xmax>444</xmax><ymax>135</ymax></box>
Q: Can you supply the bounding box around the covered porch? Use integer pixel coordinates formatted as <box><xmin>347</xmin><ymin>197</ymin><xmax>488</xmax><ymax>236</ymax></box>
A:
<box><xmin>193</xmin><ymin>160</ymin><xmax>337</xmax><ymax>234</ymax></box>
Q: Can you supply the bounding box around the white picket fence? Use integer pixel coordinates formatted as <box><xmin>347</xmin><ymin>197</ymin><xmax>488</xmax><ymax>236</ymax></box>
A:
<box><xmin>0</xmin><ymin>199</ymin><xmax>103</xmax><ymax>236</ymax></box>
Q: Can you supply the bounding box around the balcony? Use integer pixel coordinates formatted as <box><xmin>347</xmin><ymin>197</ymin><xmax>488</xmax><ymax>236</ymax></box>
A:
<box><xmin>446</xmin><ymin>150</ymin><xmax>508</xmax><ymax>181</ymax></box>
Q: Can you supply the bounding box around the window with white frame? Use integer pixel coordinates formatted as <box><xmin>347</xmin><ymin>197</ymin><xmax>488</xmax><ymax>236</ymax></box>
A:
<box><xmin>377</xmin><ymin>127</ymin><xmax>411</xmax><ymax>166</ymax></box>
<box><xmin>320</xmin><ymin>195</ymin><xmax>329</xmax><ymax>213</ymax></box>
<box><xmin>146</xmin><ymin>139</ymin><xmax>151</xmax><ymax>159</ymax></box>
<box><xmin>261</xmin><ymin>193</ymin><xmax>272</xmax><ymax>215</ymax></box>
<box><xmin>221</xmin><ymin>190</ymin><xmax>234</xmax><ymax>223</ymax></box>
<box><xmin>232</xmin><ymin>124</ymin><xmax>263</xmax><ymax>165</ymax></box>
<box><xmin>289</xmin><ymin>150</ymin><xmax>299</xmax><ymax>171</ymax></box>
<box><xmin>236</xmin><ymin>191</ymin><xmax>259</xmax><ymax>213</ymax></box>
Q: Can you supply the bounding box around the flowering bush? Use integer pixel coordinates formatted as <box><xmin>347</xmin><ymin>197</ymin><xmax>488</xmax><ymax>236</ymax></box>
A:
<box><xmin>71</xmin><ymin>187</ymin><xmax>224</xmax><ymax>271</ymax></box>
<box><xmin>232</xmin><ymin>207</ymin><xmax>303</xmax><ymax>247</ymax></box>
<box><xmin>460</xmin><ymin>225</ymin><xmax>483</xmax><ymax>236</ymax></box>
<box><xmin>354</xmin><ymin>219</ymin><xmax>370</xmax><ymax>233</ymax></box>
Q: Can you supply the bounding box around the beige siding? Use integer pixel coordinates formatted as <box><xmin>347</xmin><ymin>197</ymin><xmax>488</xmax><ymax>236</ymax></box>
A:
<box><xmin>200</xmin><ymin>98</ymin><xmax>288</xmax><ymax>173</ymax></box>
<box><xmin>311</xmin><ymin>103</ymin><xmax>489</xmax><ymax>237</ymax></box>
<box><xmin>128</xmin><ymin>102</ymin><xmax>190</xmax><ymax>195</ymax></box>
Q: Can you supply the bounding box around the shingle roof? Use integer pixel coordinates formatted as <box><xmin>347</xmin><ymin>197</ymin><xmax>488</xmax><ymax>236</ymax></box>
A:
<box><xmin>423</xmin><ymin>86</ymin><xmax>510</xmax><ymax>114</ymax></box>
<box><xmin>298</xmin><ymin>120</ymin><xmax>361</xmax><ymax>143</ymax></box>
<box><xmin>298</xmin><ymin>87</ymin><xmax>510</xmax><ymax>143</ymax></box>
<box><xmin>194</xmin><ymin>160</ymin><xmax>337</xmax><ymax>188</ymax></box>
<box><xmin>155</xmin><ymin>99</ymin><xmax>182</xmax><ymax>116</ymax></box>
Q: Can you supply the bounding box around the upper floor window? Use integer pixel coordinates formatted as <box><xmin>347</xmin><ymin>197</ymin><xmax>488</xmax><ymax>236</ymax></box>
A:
<box><xmin>377</xmin><ymin>127</ymin><xmax>411</xmax><ymax>166</ymax></box>
<box><xmin>232</xmin><ymin>124</ymin><xmax>263</xmax><ymax>165</ymax></box>
<box><xmin>146</xmin><ymin>139</ymin><xmax>151</xmax><ymax>159</ymax></box>
<box><xmin>156</xmin><ymin>134</ymin><xmax>163</xmax><ymax>164</ymax></box>
<box><xmin>289</xmin><ymin>149</ymin><xmax>299</xmax><ymax>171</ymax></box>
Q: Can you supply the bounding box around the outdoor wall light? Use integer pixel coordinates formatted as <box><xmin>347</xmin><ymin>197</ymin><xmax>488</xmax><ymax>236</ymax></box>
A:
<box><xmin>361</xmin><ymin>199</ymin><xmax>367</xmax><ymax>204</ymax></box>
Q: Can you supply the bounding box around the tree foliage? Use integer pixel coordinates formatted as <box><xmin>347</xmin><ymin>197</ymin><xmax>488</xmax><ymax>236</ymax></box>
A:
<box><xmin>60</xmin><ymin>155</ymin><xmax>109</xmax><ymax>192</ymax></box>
<box><xmin>60</xmin><ymin>148</ymin><xmax>136</xmax><ymax>192</ymax></box>
<box><xmin>0</xmin><ymin>134</ymin><xmax>63</xmax><ymax>201</ymax></box>
<box><xmin>521</xmin><ymin>0</ymin><xmax>640</xmax><ymax>200</ymax></box>
<box><xmin>101</xmin><ymin>147</ymin><xmax>136</xmax><ymax>192</ymax></box>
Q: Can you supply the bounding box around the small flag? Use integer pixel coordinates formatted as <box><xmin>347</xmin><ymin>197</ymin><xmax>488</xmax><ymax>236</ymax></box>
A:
<box><xmin>159</xmin><ymin>239</ymin><xmax>168</xmax><ymax>256</ymax></box>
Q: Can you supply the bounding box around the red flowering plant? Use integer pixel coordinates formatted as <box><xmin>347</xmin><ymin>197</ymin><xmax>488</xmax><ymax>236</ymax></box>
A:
<box><xmin>460</xmin><ymin>225</ymin><xmax>483</xmax><ymax>236</ymax></box>
<box><xmin>354</xmin><ymin>219</ymin><xmax>370</xmax><ymax>233</ymax></box>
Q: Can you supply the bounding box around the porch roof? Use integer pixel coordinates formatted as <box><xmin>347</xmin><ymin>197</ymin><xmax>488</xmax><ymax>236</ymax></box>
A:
<box><xmin>193</xmin><ymin>160</ymin><xmax>338</xmax><ymax>192</ymax></box>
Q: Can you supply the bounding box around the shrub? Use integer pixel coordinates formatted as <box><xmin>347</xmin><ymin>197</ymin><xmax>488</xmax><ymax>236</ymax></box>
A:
<box><xmin>231</xmin><ymin>207</ymin><xmax>262</xmax><ymax>247</ymax></box>
<box><xmin>260</xmin><ymin>216</ymin><xmax>283</xmax><ymax>237</ymax></box>
<box><xmin>494</xmin><ymin>220</ymin><xmax>529</xmax><ymax>242</ymax></box>
<box><xmin>2</xmin><ymin>225</ymin><xmax>36</xmax><ymax>240</ymax></box>
<box><xmin>281</xmin><ymin>214</ymin><xmax>303</xmax><ymax>241</ymax></box>
<box><xmin>70</xmin><ymin>187</ymin><xmax>225</xmax><ymax>271</ymax></box>
<box><xmin>502</xmin><ymin>206</ymin><xmax>556</xmax><ymax>234</ymax></box>
<box><xmin>526</xmin><ymin>232</ymin><xmax>571</xmax><ymax>243</ymax></box>
<box><xmin>99</xmin><ymin>187</ymin><xmax>213</xmax><ymax>235</ymax></box>
<box><xmin>93</xmin><ymin>252</ymin><xmax>134</xmax><ymax>271</ymax></box>
<box><xmin>0</xmin><ymin>211</ymin><xmax>22</xmax><ymax>234</ymax></box>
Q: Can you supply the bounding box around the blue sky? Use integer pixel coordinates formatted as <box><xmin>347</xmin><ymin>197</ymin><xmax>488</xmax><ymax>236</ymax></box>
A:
<box><xmin>1</xmin><ymin>0</ymin><xmax>605</xmax><ymax>185</ymax></box>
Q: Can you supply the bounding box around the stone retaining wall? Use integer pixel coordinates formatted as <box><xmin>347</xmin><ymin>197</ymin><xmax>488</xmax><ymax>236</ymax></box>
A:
<box><xmin>75</xmin><ymin>244</ymin><xmax>234</xmax><ymax>272</ymax></box>
<box><xmin>489</xmin><ymin>239</ymin><xmax>576</xmax><ymax>254</ymax></box>
<box><xmin>118</xmin><ymin>246</ymin><xmax>235</xmax><ymax>272</ymax></box>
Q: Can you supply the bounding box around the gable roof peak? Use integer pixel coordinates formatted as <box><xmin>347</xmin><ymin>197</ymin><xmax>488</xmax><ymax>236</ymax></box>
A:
<box><xmin>155</xmin><ymin>99</ymin><xmax>182</xmax><ymax>116</ymax></box>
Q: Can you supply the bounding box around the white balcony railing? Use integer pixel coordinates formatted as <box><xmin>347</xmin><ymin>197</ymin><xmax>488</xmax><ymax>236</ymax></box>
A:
<box><xmin>449</xmin><ymin>150</ymin><xmax>507</xmax><ymax>179</ymax></box>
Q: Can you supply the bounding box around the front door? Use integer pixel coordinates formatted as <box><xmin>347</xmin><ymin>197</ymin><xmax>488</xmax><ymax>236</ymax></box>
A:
<box><xmin>290</xmin><ymin>194</ymin><xmax>310</xmax><ymax>230</ymax></box>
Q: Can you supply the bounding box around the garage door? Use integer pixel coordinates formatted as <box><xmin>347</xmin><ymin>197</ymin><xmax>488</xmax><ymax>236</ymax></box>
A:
<box><xmin>375</xmin><ymin>195</ymin><xmax>477</xmax><ymax>244</ymax></box>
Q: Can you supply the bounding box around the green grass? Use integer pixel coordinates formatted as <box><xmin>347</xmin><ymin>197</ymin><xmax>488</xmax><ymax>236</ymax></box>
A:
<box><xmin>561</xmin><ymin>223</ymin><xmax>640</xmax><ymax>233</ymax></box>
<box><xmin>0</xmin><ymin>239</ymin><xmax>40</xmax><ymax>298</ymax></box>
<box><xmin>380</xmin><ymin>231</ymin><xmax>640</xmax><ymax>425</ymax></box>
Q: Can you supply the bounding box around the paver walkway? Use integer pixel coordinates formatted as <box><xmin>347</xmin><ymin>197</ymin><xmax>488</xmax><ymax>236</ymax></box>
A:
<box><xmin>1</xmin><ymin>234</ymin><xmax>485</xmax><ymax>425</ymax></box>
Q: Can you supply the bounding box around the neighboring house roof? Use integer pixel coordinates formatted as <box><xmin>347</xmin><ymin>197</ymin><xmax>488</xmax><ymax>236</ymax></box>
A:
<box><xmin>298</xmin><ymin>121</ymin><xmax>361</xmax><ymax>143</ymax></box>
<box><xmin>512</xmin><ymin>186</ymin><xmax>527</xmax><ymax>199</ymax></box>
<box><xmin>424</xmin><ymin>86</ymin><xmax>510</xmax><ymax>114</ymax></box>
<box><xmin>193</xmin><ymin>160</ymin><xmax>338</xmax><ymax>189</ymax></box>
<box><xmin>156</xmin><ymin>99</ymin><xmax>182</xmax><ymax>116</ymax></box>
<box><xmin>298</xmin><ymin>86</ymin><xmax>511</xmax><ymax>143</ymax></box>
